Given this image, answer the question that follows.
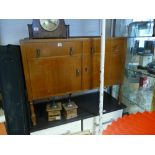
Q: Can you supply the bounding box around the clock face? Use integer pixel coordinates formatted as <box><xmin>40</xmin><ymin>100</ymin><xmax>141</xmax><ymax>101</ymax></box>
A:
<box><xmin>39</xmin><ymin>19</ymin><xmax>59</xmax><ymax>31</ymax></box>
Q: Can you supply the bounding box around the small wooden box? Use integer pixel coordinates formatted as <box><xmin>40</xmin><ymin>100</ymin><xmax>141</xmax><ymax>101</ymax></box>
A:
<box><xmin>46</xmin><ymin>102</ymin><xmax>62</xmax><ymax>121</ymax></box>
<box><xmin>62</xmin><ymin>102</ymin><xmax>78</xmax><ymax>119</ymax></box>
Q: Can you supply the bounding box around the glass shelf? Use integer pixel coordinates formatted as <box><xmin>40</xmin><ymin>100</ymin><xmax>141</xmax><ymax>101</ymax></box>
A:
<box><xmin>121</xmin><ymin>80</ymin><xmax>154</xmax><ymax>112</ymax></box>
<box><xmin>126</xmin><ymin>68</ymin><xmax>155</xmax><ymax>78</ymax></box>
<box><xmin>128</xmin><ymin>36</ymin><xmax>155</xmax><ymax>38</ymax></box>
<box><xmin>121</xmin><ymin>20</ymin><xmax>155</xmax><ymax>113</ymax></box>
<box><xmin>121</xmin><ymin>94</ymin><xmax>146</xmax><ymax>111</ymax></box>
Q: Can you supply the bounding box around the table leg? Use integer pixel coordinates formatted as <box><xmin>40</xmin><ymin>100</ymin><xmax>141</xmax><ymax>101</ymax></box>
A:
<box><xmin>30</xmin><ymin>103</ymin><xmax>36</xmax><ymax>126</ymax></box>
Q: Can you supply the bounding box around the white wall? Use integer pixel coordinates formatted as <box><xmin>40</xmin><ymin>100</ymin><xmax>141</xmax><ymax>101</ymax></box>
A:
<box><xmin>0</xmin><ymin>19</ymin><xmax>104</xmax><ymax>45</ymax></box>
<box><xmin>0</xmin><ymin>19</ymin><xmax>32</xmax><ymax>45</ymax></box>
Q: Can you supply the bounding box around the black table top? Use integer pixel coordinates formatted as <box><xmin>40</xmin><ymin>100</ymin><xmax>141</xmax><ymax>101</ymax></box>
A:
<box><xmin>31</xmin><ymin>91</ymin><xmax>126</xmax><ymax>132</ymax></box>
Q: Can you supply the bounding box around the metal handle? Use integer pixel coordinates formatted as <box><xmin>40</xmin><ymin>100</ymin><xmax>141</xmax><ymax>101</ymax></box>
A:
<box><xmin>69</xmin><ymin>47</ymin><xmax>73</xmax><ymax>56</ymax></box>
<box><xmin>36</xmin><ymin>49</ymin><xmax>41</xmax><ymax>57</ymax></box>
<box><xmin>90</xmin><ymin>47</ymin><xmax>94</xmax><ymax>54</ymax></box>
<box><xmin>76</xmin><ymin>69</ymin><xmax>80</xmax><ymax>76</ymax></box>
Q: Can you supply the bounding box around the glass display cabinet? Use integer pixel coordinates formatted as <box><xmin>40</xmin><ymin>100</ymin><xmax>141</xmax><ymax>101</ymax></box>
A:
<box><xmin>121</xmin><ymin>20</ymin><xmax>155</xmax><ymax>113</ymax></box>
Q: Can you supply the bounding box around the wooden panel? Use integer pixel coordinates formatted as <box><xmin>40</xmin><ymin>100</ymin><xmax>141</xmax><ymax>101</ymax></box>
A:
<box><xmin>91</xmin><ymin>37</ymin><xmax>127</xmax><ymax>87</ymax></box>
<box><xmin>82</xmin><ymin>53</ymin><xmax>92</xmax><ymax>90</ymax></box>
<box><xmin>104</xmin><ymin>39</ymin><xmax>112</xmax><ymax>86</ymax></box>
<box><xmin>92</xmin><ymin>38</ymin><xmax>101</xmax><ymax>53</ymax></box>
<box><xmin>26</xmin><ymin>41</ymin><xmax>82</xmax><ymax>59</ymax></box>
<box><xmin>28</xmin><ymin>55</ymin><xmax>82</xmax><ymax>100</ymax></box>
<box><xmin>105</xmin><ymin>38</ymin><xmax>127</xmax><ymax>85</ymax></box>
<box><xmin>28</xmin><ymin>59</ymin><xmax>51</xmax><ymax>99</ymax></box>
<box><xmin>92</xmin><ymin>53</ymin><xmax>100</xmax><ymax>88</ymax></box>
<box><xmin>48</xmin><ymin>55</ymin><xmax>82</xmax><ymax>96</ymax></box>
<box><xmin>82</xmin><ymin>39</ymin><xmax>92</xmax><ymax>90</ymax></box>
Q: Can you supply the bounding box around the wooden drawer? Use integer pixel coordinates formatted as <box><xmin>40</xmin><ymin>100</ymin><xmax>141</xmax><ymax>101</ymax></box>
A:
<box><xmin>83</xmin><ymin>109</ymin><xmax>123</xmax><ymax>134</ymax></box>
<box><xmin>26</xmin><ymin>41</ymin><xmax>82</xmax><ymax>59</ymax></box>
<box><xmin>31</xmin><ymin>120</ymin><xmax>81</xmax><ymax>135</ymax></box>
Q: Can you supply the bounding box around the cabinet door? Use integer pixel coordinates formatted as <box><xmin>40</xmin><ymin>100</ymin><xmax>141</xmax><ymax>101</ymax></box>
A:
<box><xmin>105</xmin><ymin>38</ymin><xmax>127</xmax><ymax>85</ymax></box>
<box><xmin>28</xmin><ymin>59</ymin><xmax>52</xmax><ymax>100</ymax></box>
<box><xmin>48</xmin><ymin>55</ymin><xmax>82</xmax><ymax>96</ymax></box>
<box><xmin>28</xmin><ymin>55</ymin><xmax>82</xmax><ymax>100</ymax></box>
<box><xmin>91</xmin><ymin>37</ymin><xmax>126</xmax><ymax>88</ymax></box>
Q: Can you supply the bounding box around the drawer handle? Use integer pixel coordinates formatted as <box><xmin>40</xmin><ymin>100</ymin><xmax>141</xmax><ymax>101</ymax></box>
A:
<box><xmin>69</xmin><ymin>47</ymin><xmax>73</xmax><ymax>56</ymax></box>
<box><xmin>36</xmin><ymin>49</ymin><xmax>41</xmax><ymax>57</ymax></box>
<box><xmin>95</xmin><ymin>118</ymin><xmax>114</xmax><ymax>126</ymax></box>
<box><xmin>76</xmin><ymin>69</ymin><xmax>80</xmax><ymax>76</ymax></box>
<box><xmin>85</xmin><ymin>67</ymin><xmax>88</xmax><ymax>72</ymax></box>
<box><xmin>90</xmin><ymin>47</ymin><xmax>94</xmax><ymax>54</ymax></box>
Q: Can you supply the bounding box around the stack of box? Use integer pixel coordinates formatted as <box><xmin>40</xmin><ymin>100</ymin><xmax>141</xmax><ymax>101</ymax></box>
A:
<box><xmin>46</xmin><ymin>102</ymin><xmax>62</xmax><ymax>121</ymax></box>
<box><xmin>62</xmin><ymin>101</ymin><xmax>78</xmax><ymax>119</ymax></box>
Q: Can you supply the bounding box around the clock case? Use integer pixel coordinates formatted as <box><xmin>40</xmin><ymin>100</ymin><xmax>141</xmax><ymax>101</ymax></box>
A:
<box><xmin>28</xmin><ymin>19</ymin><xmax>69</xmax><ymax>39</ymax></box>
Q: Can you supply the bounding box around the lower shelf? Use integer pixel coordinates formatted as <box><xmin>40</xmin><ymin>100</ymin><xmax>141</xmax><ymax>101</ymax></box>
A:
<box><xmin>30</xmin><ymin>91</ymin><xmax>126</xmax><ymax>134</ymax></box>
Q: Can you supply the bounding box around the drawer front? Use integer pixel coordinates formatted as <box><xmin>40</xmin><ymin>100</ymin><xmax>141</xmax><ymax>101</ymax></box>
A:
<box><xmin>83</xmin><ymin>109</ymin><xmax>123</xmax><ymax>134</ymax></box>
<box><xmin>26</xmin><ymin>41</ymin><xmax>82</xmax><ymax>59</ymax></box>
<box><xmin>31</xmin><ymin>121</ymin><xmax>81</xmax><ymax>135</ymax></box>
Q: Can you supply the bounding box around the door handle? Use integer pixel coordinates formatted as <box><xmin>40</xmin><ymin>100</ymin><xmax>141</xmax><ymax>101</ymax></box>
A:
<box><xmin>36</xmin><ymin>49</ymin><xmax>41</xmax><ymax>57</ymax></box>
<box><xmin>76</xmin><ymin>69</ymin><xmax>80</xmax><ymax>76</ymax></box>
<box><xmin>90</xmin><ymin>47</ymin><xmax>94</xmax><ymax>54</ymax></box>
<box><xmin>69</xmin><ymin>47</ymin><xmax>73</xmax><ymax>56</ymax></box>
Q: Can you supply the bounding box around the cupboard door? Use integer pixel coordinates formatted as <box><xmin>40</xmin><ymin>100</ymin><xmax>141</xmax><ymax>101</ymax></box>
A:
<box><xmin>28</xmin><ymin>59</ymin><xmax>52</xmax><ymax>100</ymax></box>
<box><xmin>91</xmin><ymin>38</ymin><xmax>111</xmax><ymax>88</ymax></box>
<box><xmin>28</xmin><ymin>55</ymin><xmax>82</xmax><ymax>100</ymax></box>
<box><xmin>91</xmin><ymin>37</ymin><xmax>126</xmax><ymax>87</ymax></box>
<box><xmin>105</xmin><ymin>38</ymin><xmax>126</xmax><ymax>85</ymax></box>
<box><xmin>48</xmin><ymin>55</ymin><xmax>82</xmax><ymax>96</ymax></box>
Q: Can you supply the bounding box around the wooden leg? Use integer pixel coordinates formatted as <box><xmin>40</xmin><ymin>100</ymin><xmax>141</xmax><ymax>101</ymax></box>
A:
<box><xmin>30</xmin><ymin>103</ymin><xmax>36</xmax><ymax>126</ymax></box>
